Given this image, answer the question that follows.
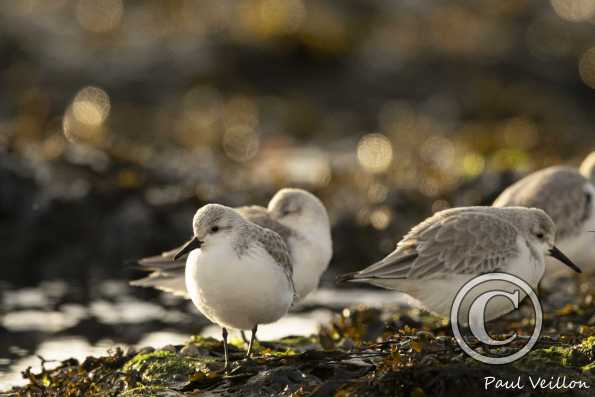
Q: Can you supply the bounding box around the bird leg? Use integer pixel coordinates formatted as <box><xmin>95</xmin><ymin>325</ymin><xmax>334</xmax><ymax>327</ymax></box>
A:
<box><xmin>240</xmin><ymin>330</ymin><xmax>249</xmax><ymax>346</ymax></box>
<box><xmin>222</xmin><ymin>327</ymin><xmax>230</xmax><ymax>372</ymax></box>
<box><xmin>246</xmin><ymin>324</ymin><xmax>258</xmax><ymax>358</ymax></box>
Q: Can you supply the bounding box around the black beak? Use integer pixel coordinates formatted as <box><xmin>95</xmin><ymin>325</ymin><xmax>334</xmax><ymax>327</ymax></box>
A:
<box><xmin>173</xmin><ymin>237</ymin><xmax>202</xmax><ymax>260</ymax></box>
<box><xmin>548</xmin><ymin>246</ymin><xmax>582</xmax><ymax>273</ymax></box>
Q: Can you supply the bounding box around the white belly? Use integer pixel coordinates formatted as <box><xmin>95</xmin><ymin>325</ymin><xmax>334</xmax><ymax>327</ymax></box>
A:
<box><xmin>406</xmin><ymin>276</ymin><xmax>537</xmax><ymax>324</ymax></box>
<box><xmin>185</xmin><ymin>247</ymin><xmax>293</xmax><ymax>330</ymax></box>
<box><xmin>290</xmin><ymin>232</ymin><xmax>332</xmax><ymax>300</ymax></box>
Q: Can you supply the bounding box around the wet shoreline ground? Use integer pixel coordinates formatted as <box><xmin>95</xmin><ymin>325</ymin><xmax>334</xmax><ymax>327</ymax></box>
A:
<box><xmin>4</xmin><ymin>278</ymin><xmax>595</xmax><ymax>396</ymax></box>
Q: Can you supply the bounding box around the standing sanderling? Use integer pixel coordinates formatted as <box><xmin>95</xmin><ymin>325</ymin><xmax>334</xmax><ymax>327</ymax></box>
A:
<box><xmin>337</xmin><ymin>207</ymin><xmax>581</xmax><ymax>322</ymax></box>
<box><xmin>174</xmin><ymin>203</ymin><xmax>295</xmax><ymax>370</ymax></box>
<box><xmin>493</xmin><ymin>151</ymin><xmax>595</xmax><ymax>277</ymax></box>
<box><xmin>131</xmin><ymin>188</ymin><xmax>332</xmax><ymax>301</ymax></box>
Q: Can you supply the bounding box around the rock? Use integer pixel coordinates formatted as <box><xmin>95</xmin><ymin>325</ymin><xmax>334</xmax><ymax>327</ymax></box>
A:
<box><xmin>137</xmin><ymin>346</ymin><xmax>155</xmax><ymax>355</ymax></box>
<box><xmin>180</xmin><ymin>344</ymin><xmax>200</xmax><ymax>357</ymax></box>
<box><xmin>161</xmin><ymin>344</ymin><xmax>178</xmax><ymax>353</ymax></box>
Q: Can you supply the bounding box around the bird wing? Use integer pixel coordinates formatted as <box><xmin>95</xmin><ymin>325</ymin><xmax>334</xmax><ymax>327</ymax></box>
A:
<box><xmin>236</xmin><ymin>205</ymin><xmax>294</xmax><ymax>242</ymax></box>
<box><xmin>257</xmin><ymin>228</ymin><xmax>293</xmax><ymax>277</ymax></box>
<box><xmin>343</xmin><ymin>210</ymin><xmax>520</xmax><ymax>281</ymax></box>
<box><xmin>129</xmin><ymin>269</ymin><xmax>188</xmax><ymax>297</ymax></box>
<box><xmin>251</xmin><ymin>226</ymin><xmax>295</xmax><ymax>298</ymax></box>
<box><xmin>493</xmin><ymin>166</ymin><xmax>592</xmax><ymax>239</ymax></box>
<box><xmin>129</xmin><ymin>239</ymin><xmax>190</xmax><ymax>296</ymax></box>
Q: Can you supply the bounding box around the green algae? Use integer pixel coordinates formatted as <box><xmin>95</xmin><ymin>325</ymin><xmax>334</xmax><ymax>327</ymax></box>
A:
<box><xmin>517</xmin><ymin>336</ymin><xmax>594</xmax><ymax>371</ymax></box>
<box><xmin>123</xmin><ymin>349</ymin><xmax>220</xmax><ymax>390</ymax></box>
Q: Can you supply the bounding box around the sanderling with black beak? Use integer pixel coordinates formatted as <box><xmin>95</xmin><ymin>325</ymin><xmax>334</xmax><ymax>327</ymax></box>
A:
<box><xmin>493</xmin><ymin>151</ymin><xmax>595</xmax><ymax>277</ymax></box>
<box><xmin>173</xmin><ymin>203</ymin><xmax>294</xmax><ymax>371</ymax></box>
<box><xmin>131</xmin><ymin>188</ymin><xmax>332</xmax><ymax>300</ymax></box>
<box><xmin>337</xmin><ymin>207</ymin><xmax>581</xmax><ymax>322</ymax></box>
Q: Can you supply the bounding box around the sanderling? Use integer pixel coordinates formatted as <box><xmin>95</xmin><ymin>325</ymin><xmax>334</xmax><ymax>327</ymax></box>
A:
<box><xmin>131</xmin><ymin>188</ymin><xmax>332</xmax><ymax>300</ymax></box>
<box><xmin>174</xmin><ymin>203</ymin><xmax>294</xmax><ymax>370</ymax></box>
<box><xmin>493</xmin><ymin>152</ymin><xmax>595</xmax><ymax>277</ymax></box>
<box><xmin>337</xmin><ymin>207</ymin><xmax>581</xmax><ymax>322</ymax></box>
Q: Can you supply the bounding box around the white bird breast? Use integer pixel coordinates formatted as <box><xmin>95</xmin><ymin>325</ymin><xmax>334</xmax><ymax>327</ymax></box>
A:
<box><xmin>185</xmin><ymin>246</ymin><xmax>294</xmax><ymax>331</ymax></box>
<box><xmin>289</xmin><ymin>224</ymin><xmax>333</xmax><ymax>300</ymax></box>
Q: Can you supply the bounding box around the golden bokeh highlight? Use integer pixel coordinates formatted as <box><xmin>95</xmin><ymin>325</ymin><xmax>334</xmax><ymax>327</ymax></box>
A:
<box><xmin>462</xmin><ymin>153</ymin><xmax>485</xmax><ymax>177</ymax></box>
<box><xmin>579</xmin><ymin>48</ymin><xmax>595</xmax><ymax>90</ymax></box>
<box><xmin>550</xmin><ymin>0</ymin><xmax>595</xmax><ymax>22</ymax></box>
<box><xmin>284</xmin><ymin>149</ymin><xmax>332</xmax><ymax>187</ymax></box>
<box><xmin>72</xmin><ymin>86</ymin><xmax>111</xmax><ymax>126</ymax></box>
<box><xmin>369</xmin><ymin>207</ymin><xmax>393</xmax><ymax>230</ymax></box>
<box><xmin>222</xmin><ymin>125</ymin><xmax>259</xmax><ymax>162</ymax></box>
<box><xmin>76</xmin><ymin>0</ymin><xmax>123</xmax><ymax>33</ymax></box>
<box><xmin>62</xmin><ymin>86</ymin><xmax>111</xmax><ymax>145</ymax></box>
<box><xmin>357</xmin><ymin>133</ymin><xmax>393</xmax><ymax>174</ymax></box>
<box><xmin>431</xmin><ymin>199</ymin><xmax>450</xmax><ymax>213</ymax></box>
<box><xmin>236</xmin><ymin>0</ymin><xmax>306</xmax><ymax>39</ymax></box>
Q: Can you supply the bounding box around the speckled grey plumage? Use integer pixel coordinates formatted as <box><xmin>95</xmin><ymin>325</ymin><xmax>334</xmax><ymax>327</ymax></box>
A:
<box><xmin>131</xmin><ymin>205</ymin><xmax>295</xmax><ymax>272</ymax></box>
<box><xmin>193</xmin><ymin>204</ymin><xmax>295</xmax><ymax>287</ymax></box>
<box><xmin>247</xmin><ymin>223</ymin><xmax>294</xmax><ymax>282</ymax></box>
<box><xmin>493</xmin><ymin>166</ymin><xmax>592</xmax><ymax>239</ymax></box>
<box><xmin>341</xmin><ymin>207</ymin><xmax>551</xmax><ymax>281</ymax></box>
<box><xmin>236</xmin><ymin>205</ymin><xmax>294</xmax><ymax>242</ymax></box>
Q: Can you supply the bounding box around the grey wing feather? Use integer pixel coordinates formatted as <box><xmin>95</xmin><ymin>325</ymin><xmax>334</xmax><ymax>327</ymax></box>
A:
<box><xmin>237</xmin><ymin>205</ymin><xmax>293</xmax><ymax>242</ymax></box>
<box><xmin>130</xmin><ymin>268</ymin><xmax>188</xmax><ymax>297</ymax></box>
<box><xmin>350</xmin><ymin>210</ymin><xmax>519</xmax><ymax>281</ymax></box>
<box><xmin>130</xmin><ymin>240</ymin><xmax>190</xmax><ymax>297</ymax></box>
<box><xmin>493</xmin><ymin>166</ymin><xmax>591</xmax><ymax>239</ymax></box>
<box><xmin>257</xmin><ymin>229</ymin><xmax>293</xmax><ymax>277</ymax></box>
<box><xmin>254</xmin><ymin>227</ymin><xmax>295</xmax><ymax>298</ymax></box>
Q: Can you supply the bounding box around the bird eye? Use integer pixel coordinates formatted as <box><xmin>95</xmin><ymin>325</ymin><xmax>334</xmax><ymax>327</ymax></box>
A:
<box><xmin>211</xmin><ymin>226</ymin><xmax>219</xmax><ymax>233</ymax></box>
<box><xmin>536</xmin><ymin>232</ymin><xmax>544</xmax><ymax>239</ymax></box>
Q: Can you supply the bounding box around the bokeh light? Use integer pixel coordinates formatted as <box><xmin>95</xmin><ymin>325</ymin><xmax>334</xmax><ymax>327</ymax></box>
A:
<box><xmin>72</xmin><ymin>86</ymin><xmax>111</xmax><ymax>126</ymax></box>
<box><xmin>76</xmin><ymin>0</ymin><xmax>124</xmax><ymax>33</ymax></box>
<box><xmin>222</xmin><ymin>125</ymin><xmax>260</xmax><ymax>162</ymax></box>
<box><xmin>62</xmin><ymin>86</ymin><xmax>111</xmax><ymax>145</ymax></box>
<box><xmin>369</xmin><ymin>207</ymin><xmax>392</xmax><ymax>230</ymax></box>
<box><xmin>284</xmin><ymin>149</ymin><xmax>332</xmax><ymax>187</ymax></box>
<box><xmin>462</xmin><ymin>153</ymin><xmax>485</xmax><ymax>177</ymax></box>
<box><xmin>356</xmin><ymin>133</ymin><xmax>393</xmax><ymax>174</ymax></box>
<box><xmin>579</xmin><ymin>48</ymin><xmax>595</xmax><ymax>89</ymax></box>
<box><xmin>550</xmin><ymin>0</ymin><xmax>595</xmax><ymax>22</ymax></box>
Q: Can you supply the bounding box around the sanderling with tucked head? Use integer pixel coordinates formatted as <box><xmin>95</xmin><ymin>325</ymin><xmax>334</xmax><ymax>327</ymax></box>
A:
<box><xmin>493</xmin><ymin>151</ymin><xmax>595</xmax><ymax>277</ymax></box>
<box><xmin>131</xmin><ymin>188</ymin><xmax>332</xmax><ymax>301</ymax></box>
<box><xmin>173</xmin><ymin>203</ymin><xmax>294</xmax><ymax>370</ymax></box>
<box><xmin>337</xmin><ymin>206</ymin><xmax>581</xmax><ymax>322</ymax></box>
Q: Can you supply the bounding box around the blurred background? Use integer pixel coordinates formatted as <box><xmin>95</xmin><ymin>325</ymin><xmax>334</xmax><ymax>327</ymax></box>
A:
<box><xmin>2</xmin><ymin>0</ymin><xmax>595</xmax><ymax>388</ymax></box>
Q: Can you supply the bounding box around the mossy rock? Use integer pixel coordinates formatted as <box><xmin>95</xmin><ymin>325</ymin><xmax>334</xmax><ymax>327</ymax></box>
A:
<box><xmin>123</xmin><ymin>349</ymin><xmax>219</xmax><ymax>389</ymax></box>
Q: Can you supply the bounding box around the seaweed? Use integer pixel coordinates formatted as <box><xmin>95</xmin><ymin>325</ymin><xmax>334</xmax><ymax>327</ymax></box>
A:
<box><xmin>6</xmin><ymin>300</ymin><xmax>595</xmax><ymax>396</ymax></box>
